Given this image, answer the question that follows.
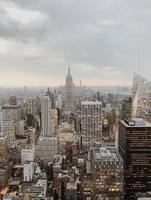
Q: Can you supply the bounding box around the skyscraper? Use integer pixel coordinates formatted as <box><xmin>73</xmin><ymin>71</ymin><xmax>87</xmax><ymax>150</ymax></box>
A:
<box><xmin>132</xmin><ymin>73</ymin><xmax>146</xmax><ymax>117</ymax></box>
<box><xmin>91</xmin><ymin>146</ymin><xmax>123</xmax><ymax>200</ymax></box>
<box><xmin>119</xmin><ymin>118</ymin><xmax>151</xmax><ymax>200</ymax></box>
<box><xmin>36</xmin><ymin>92</ymin><xmax>57</xmax><ymax>166</ymax></box>
<box><xmin>81</xmin><ymin>101</ymin><xmax>102</xmax><ymax>141</ymax></box>
<box><xmin>65</xmin><ymin>67</ymin><xmax>74</xmax><ymax>112</ymax></box>
<box><xmin>41</xmin><ymin>95</ymin><xmax>52</xmax><ymax>137</ymax></box>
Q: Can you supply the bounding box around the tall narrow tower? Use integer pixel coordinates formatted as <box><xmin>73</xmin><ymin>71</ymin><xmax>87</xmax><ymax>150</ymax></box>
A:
<box><xmin>65</xmin><ymin>67</ymin><xmax>74</xmax><ymax>112</ymax></box>
<box><xmin>41</xmin><ymin>95</ymin><xmax>52</xmax><ymax>137</ymax></box>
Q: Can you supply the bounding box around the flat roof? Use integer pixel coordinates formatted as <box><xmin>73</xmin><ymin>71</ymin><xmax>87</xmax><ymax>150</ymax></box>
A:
<box><xmin>120</xmin><ymin>118</ymin><xmax>151</xmax><ymax>127</ymax></box>
<box><xmin>39</xmin><ymin>136</ymin><xmax>57</xmax><ymax>141</ymax></box>
<box><xmin>36</xmin><ymin>179</ymin><xmax>47</xmax><ymax>187</ymax></box>
<box><xmin>81</xmin><ymin>101</ymin><xmax>102</xmax><ymax>105</ymax></box>
<box><xmin>10</xmin><ymin>180</ymin><xmax>20</xmax><ymax>185</ymax></box>
<box><xmin>92</xmin><ymin>147</ymin><xmax>122</xmax><ymax>162</ymax></box>
<box><xmin>2</xmin><ymin>105</ymin><xmax>20</xmax><ymax>109</ymax></box>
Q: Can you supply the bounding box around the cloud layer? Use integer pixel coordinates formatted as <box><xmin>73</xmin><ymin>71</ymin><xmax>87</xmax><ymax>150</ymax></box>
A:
<box><xmin>0</xmin><ymin>0</ymin><xmax>151</xmax><ymax>87</ymax></box>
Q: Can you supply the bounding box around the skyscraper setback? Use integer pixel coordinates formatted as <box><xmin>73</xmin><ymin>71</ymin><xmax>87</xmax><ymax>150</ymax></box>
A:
<box><xmin>65</xmin><ymin>67</ymin><xmax>74</xmax><ymax>113</ymax></box>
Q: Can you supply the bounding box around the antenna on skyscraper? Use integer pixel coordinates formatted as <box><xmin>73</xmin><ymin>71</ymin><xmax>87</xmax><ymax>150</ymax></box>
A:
<box><xmin>68</xmin><ymin>62</ymin><xmax>71</xmax><ymax>74</ymax></box>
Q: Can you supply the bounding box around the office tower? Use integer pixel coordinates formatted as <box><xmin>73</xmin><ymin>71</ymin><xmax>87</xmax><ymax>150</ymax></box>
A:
<box><xmin>107</xmin><ymin>93</ymin><xmax>114</xmax><ymax>106</ymax></box>
<box><xmin>51</xmin><ymin>108</ymin><xmax>59</xmax><ymax>133</ymax></box>
<box><xmin>96</xmin><ymin>92</ymin><xmax>101</xmax><ymax>101</ymax></box>
<box><xmin>46</xmin><ymin>87</ymin><xmax>56</xmax><ymax>109</ymax></box>
<box><xmin>36</xmin><ymin>137</ymin><xmax>57</xmax><ymax>167</ymax></box>
<box><xmin>3</xmin><ymin>117</ymin><xmax>16</xmax><ymax>146</ymax></box>
<box><xmin>53</xmin><ymin>155</ymin><xmax>63</xmax><ymax>196</ymax></box>
<box><xmin>21</xmin><ymin>146</ymin><xmax>35</xmax><ymax>165</ymax></box>
<box><xmin>23</xmin><ymin>161</ymin><xmax>34</xmax><ymax>182</ymax></box>
<box><xmin>81</xmin><ymin>174</ymin><xmax>93</xmax><ymax>199</ymax></box>
<box><xmin>2</xmin><ymin>104</ymin><xmax>21</xmax><ymax>124</ymax></box>
<box><xmin>81</xmin><ymin>101</ymin><xmax>102</xmax><ymax>141</ymax></box>
<box><xmin>56</xmin><ymin>92</ymin><xmax>62</xmax><ymax>108</ymax></box>
<box><xmin>0</xmin><ymin>112</ymin><xmax>4</xmax><ymax>136</ymax></box>
<box><xmin>119</xmin><ymin>118</ymin><xmax>151</xmax><ymax>200</ymax></box>
<box><xmin>65</xmin><ymin>67</ymin><xmax>74</xmax><ymax>112</ymax></box>
<box><xmin>133</xmin><ymin>73</ymin><xmax>146</xmax><ymax>98</ymax></box>
<box><xmin>0</xmin><ymin>110</ymin><xmax>16</xmax><ymax>147</ymax></box>
<box><xmin>26</xmin><ymin>98</ymin><xmax>34</xmax><ymax>126</ymax></box>
<box><xmin>121</xmin><ymin>97</ymin><xmax>132</xmax><ymax>119</ymax></box>
<box><xmin>36</xmin><ymin>92</ymin><xmax>57</xmax><ymax>166</ymax></box>
<box><xmin>0</xmin><ymin>136</ymin><xmax>9</xmax><ymax>190</ymax></box>
<box><xmin>0</xmin><ymin>136</ymin><xmax>8</xmax><ymax>163</ymax></box>
<box><xmin>91</xmin><ymin>146</ymin><xmax>123</xmax><ymax>200</ymax></box>
<box><xmin>41</xmin><ymin>95</ymin><xmax>52</xmax><ymax>137</ymax></box>
<box><xmin>132</xmin><ymin>73</ymin><xmax>146</xmax><ymax>117</ymax></box>
<box><xmin>9</xmin><ymin>96</ymin><xmax>17</xmax><ymax>106</ymax></box>
<box><xmin>2</xmin><ymin>103</ymin><xmax>21</xmax><ymax>143</ymax></box>
<box><xmin>26</xmin><ymin>98</ymin><xmax>34</xmax><ymax>115</ymax></box>
<box><xmin>66</xmin><ymin>183</ymin><xmax>77</xmax><ymax>200</ymax></box>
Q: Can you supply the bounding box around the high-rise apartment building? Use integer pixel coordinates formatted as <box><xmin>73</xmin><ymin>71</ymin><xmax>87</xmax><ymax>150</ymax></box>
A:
<box><xmin>119</xmin><ymin>118</ymin><xmax>151</xmax><ymax>200</ymax></box>
<box><xmin>65</xmin><ymin>67</ymin><xmax>74</xmax><ymax>112</ymax></box>
<box><xmin>91</xmin><ymin>146</ymin><xmax>123</xmax><ymax>200</ymax></box>
<box><xmin>81</xmin><ymin>101</ymin><xmax>102</xmax><ymax>141</ymax></box>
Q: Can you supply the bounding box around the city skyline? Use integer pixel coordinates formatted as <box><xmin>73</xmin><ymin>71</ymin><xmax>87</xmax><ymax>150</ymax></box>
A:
<box><xmin>0</xmin><ymin>0</ymin><xmax>151</xmax><ymax>87</ymax></box>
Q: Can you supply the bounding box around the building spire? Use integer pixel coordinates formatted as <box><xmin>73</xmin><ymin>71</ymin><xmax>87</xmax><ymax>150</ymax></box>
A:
<box><xmin>68</xmin><ymin>65</ymin><xmax>70</xmax><ymax>74</ymax></box>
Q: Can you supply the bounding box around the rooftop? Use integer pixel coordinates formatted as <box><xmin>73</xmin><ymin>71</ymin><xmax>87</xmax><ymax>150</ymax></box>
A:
<box><xmin>121</xmin><ymin>118</ymin><xmax>151</xmax><ymax>127</ymax></box>
<box><xmin>2</xmin><ymin>105</ymin><xmax>20</xmax><ymax>109</ymax></box>
<box><xmin>36</xmin><ymin>179</ymin><xmax>47</xmax><ymax>188</ymax></box>
<box><xmin>92</xmin><ymin>147</ymin><xmax>122</xmax><ymax>163</ymax></box>
<box><xmin>39</xmin><ymin>136</ymin><xmax>57</xmax><ymax>141</ymax></box>
<box><xmin>81</xmin><ymin>101</ymin><xmax>102</xmax><ymax>105</ymax></box>
<box><xmin>54</xmin><ymin>155</ymin><xmax>63</xmax><ymax>167</ymax></box>
<box><xmin>67</xmin><ymin>182</ymin><xmax>77</xmax><ymax>190</ymax></box>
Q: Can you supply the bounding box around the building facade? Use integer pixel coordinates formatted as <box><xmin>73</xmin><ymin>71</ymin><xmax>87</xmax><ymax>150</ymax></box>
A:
<box><xmin>81</xmin><ymin>101</ymin><xmax>102</xmax><ymax>142</ymax></box>
<box><xmin>91</xmin><ymin>146</ymin><xmax>123</xmax><ymax>200</ymax></box>
<box><xmin>41</xmin><ymin>95</ymin><xmax>52</xmax><ymax>137</ymax></box>
<box><xmin>119</xmin><ymin>118</ymin><xmax>151</xmax><ymax>200</ymax></box>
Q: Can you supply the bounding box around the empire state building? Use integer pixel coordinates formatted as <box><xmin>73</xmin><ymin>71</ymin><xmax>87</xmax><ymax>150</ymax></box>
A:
<box><xmin>65</xmin><ymin>67</ymin><xmax>74</xmax><ymax>112</ymax></box>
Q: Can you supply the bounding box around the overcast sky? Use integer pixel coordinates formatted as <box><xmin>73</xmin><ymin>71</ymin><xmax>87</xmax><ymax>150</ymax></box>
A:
<box><xmin>0</xmin><ymin>0</ymin><xmax>151</xmax><ymax>87</ymax></box>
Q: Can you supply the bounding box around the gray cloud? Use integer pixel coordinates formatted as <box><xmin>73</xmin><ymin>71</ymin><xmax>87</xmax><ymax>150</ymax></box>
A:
<box><xmin>0</xmin><ymin>0</ymin><xmax>151</xmax><ymax>86</ymax></box>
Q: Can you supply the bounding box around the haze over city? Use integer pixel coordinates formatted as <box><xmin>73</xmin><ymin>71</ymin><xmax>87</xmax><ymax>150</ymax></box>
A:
<box><xmin>1</xmin><ymin>1</ymin><xmax>151</xmax><ymax>200</ymax></box>
<box><xmin>0</xmin><ymin>0</ymin><xmax>151</xmax><ymax>87</ymax></box>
